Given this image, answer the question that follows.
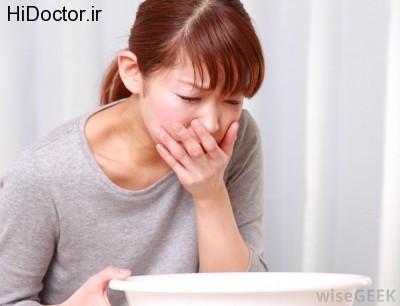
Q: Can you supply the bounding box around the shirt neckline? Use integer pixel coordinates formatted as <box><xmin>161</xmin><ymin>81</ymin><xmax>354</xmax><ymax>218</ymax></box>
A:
<box><xmin>78</xmin><ymin>99</ymin><xmax>177</xmax><ymax>198</ymax></box>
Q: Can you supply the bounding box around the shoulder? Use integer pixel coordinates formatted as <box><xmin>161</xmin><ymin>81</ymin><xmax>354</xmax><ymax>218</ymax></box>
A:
<box><xmin>3</xmin><ymin>101</ymin><xmax>98</xmax><ymax>187</ymax></box>
<box><xmin>17</xmin><ymin>116</ymin><xmax>82</xmax><ymax>171</ymax></box>
<box><xmin>1</xmin><ymin>115</ymin><xmax>82</xmax><ymax>193</ymax></box>
<box><xmin>223</xmin><ymin>109</ymin><xmax>263</xmax><ymax>182</ymax></box>
<box><xmin>12</xmin><ymin>100</ymin><xmax>118</xmax><ymax>174</ymax></box>
<box><xmin>1</xmin><ymin>101</ymin><xmax>124</xmax><ymax>189</ymax></box>
<box><xmin>238</xmin><ymin>108</ymin><xmax>258</xmax><ymax>128</ymax></box>
<box><xmin>235</xmin><ymin>109</ymin><xmax>262</xmax><ymax>152</ymax></box>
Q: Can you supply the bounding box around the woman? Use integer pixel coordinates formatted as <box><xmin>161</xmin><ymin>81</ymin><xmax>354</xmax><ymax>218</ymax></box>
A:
<box><xmin>0</xmin><ymin>0</ymin><xmax>267</xmax><ymax>305</ymax></box>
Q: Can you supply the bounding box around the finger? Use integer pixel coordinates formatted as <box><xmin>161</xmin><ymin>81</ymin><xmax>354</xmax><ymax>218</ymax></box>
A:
<box><xmin>156</xmin><ymin>144</ymin><xmax>187</xmax><ymax>178</ymax></box>
<box><xmin>218</xmin><ymin>121</ymin><xmax>239</xmax><ymax>156</ymax></box>
<box><xmin>172</xmin><ymin>122</ymin><xmax>205</xmax><ymax>159</ymax></box>
<box><xmin>88</xmin><ymin>266</ymin><xmax>131</xmax><ymax>289</ymax></box>
<box><xmin>191</xmin><ymin>120</ymin><xmax>222</xmax><ymax>159</ymax></box>
<box><xmin>154</xmin><ymin>127</ymin><xmax>192</xmax><ymax>166</ymax></box>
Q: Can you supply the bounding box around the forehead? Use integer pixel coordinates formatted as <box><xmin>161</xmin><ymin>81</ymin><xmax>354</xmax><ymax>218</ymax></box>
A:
<box><xmin>148</xmin><ymin>52</ymin><xmax>242</xmax><ymax>95</ymax></box>
<box><xmin>157</xmin><ymin>57</ymin><xmax>212</xmax><ymax>89</ymax></box>
<box><xmin>146</xmin><ymin>61</ymin><xmax>244</xmax><ymax>98</ymax></box>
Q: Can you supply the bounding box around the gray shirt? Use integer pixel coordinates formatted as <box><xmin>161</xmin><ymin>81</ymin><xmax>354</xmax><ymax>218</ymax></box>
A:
<box><xmin>0</xmin><ymin>100</ymin><xmax>267</xmax><ymax>306</ymax></box>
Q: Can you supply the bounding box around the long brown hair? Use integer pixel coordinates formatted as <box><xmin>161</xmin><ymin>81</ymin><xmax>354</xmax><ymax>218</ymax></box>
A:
<box><xmin>100</xmin><ymin>0</ymin><xmax>265</xmax><ymax>105</ymax></box>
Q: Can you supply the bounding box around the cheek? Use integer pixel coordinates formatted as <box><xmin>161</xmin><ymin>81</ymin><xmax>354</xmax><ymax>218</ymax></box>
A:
<box><xmin>150</xmin><ymin>98</ymin><xmax>194</xmax><ymax>133</ymax></box>
<box><xmin>221</xmin><ymin>108</ymin><xmax>242</xmax><ymax>131</ymax></box>
<box><xmin>231</xmin><ymin>106</ymin><xmax>243</xmax><ymax>121</ymax></box>
<box><xmin>159</xmin><ymin>107</ymin><xmax>191</xmax><ymax>127</ymax></box>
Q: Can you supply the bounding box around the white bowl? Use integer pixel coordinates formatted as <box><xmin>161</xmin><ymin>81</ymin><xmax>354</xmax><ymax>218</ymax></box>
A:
<box><xmin>109</xmin><ymin>272</ymin><xmax>371</xmax><ymax>306</ymax></box>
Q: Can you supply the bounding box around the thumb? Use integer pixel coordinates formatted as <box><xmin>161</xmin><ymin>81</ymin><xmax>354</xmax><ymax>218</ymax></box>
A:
<box><xmin>219</xmin><ymin>121</ymin><xmax>239</xmax><ymax>156</ymax></box>
<box><xmin>61</xmin><ymin>266</ymin><xmax>132</xmax><ymax>306</ymax></box>
<box><xmin>88</xmin><ymin>266</ymin><xmax>131</xmax><ymax>289</ymax></box>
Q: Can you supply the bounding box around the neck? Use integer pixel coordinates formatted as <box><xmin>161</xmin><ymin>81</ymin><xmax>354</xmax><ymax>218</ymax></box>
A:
<box><xmin>86</xmin><ymin>95</ymin><xmax>166</xmax><ymax>170</ymax></box>
<box><xmin>114</xmin><ymin>95</ymin><xmax>166</xmax><ymax>168</ymax></box>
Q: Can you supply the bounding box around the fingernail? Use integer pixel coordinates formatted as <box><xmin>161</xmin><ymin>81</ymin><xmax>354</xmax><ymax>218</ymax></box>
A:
<box><xmin>192</xmin><ymin>120</ymin><xmax>201</xmax><ymax>129</ymax></box>
<box><xmin>154</xmin><ymin>127</ymin><xmax>163</xmax><ymax>137</ymax></box>
<box><xmin>172</xmin><ymin>122</ymin><xmax>182</xmax><ymax>133</ymax></box>
<box><xmin>118</xmin><ymin>269</ymin><xmax>131</xmax><ymax>275</ymax></box>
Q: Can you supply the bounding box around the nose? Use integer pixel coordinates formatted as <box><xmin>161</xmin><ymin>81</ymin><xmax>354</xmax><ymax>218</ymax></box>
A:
<box><xmin>198</xmin><ymin>103</ymin><xmax>220</xmax><ymax>135</ymax></box>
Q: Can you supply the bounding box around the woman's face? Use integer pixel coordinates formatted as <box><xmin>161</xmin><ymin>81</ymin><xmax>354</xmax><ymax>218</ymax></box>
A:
<box><xmin>136</xmin><ymin>60</ymin><xmax>244</xmax><ymax>146</ymax></box>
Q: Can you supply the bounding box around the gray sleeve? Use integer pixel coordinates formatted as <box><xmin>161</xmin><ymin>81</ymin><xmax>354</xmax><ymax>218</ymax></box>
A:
<box><xmin>0</xmin><ymin>154</ymin><xmax>59</xmax><ymax>305</ymax></box>
<box><xmin>225</xmin><ymin>111</ymin><xmax>268</xmax><ymax>272</ymax></box>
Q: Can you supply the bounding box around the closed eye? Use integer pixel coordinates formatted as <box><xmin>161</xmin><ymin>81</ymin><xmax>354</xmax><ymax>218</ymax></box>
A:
<box><xmin>178</xmin><ymin>95</ymin><xmax>201</xmax><ymax>103</ymax></box>
<box><xmin>225</xmin><ymin>100</ymin><xmax>243</xmax><ymax>106</ymax></box>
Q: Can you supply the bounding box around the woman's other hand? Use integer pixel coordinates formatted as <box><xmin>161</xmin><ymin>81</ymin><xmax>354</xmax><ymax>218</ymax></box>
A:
<box><xmin>50</xmin><ymin>266</ymin><xmax>131</xmax><ymax>306</ymax></box>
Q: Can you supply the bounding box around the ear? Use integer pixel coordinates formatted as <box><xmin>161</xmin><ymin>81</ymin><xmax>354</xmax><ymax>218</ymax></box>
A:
<box><xmin>118</xmin><ymin>50</ymin><xmax>143</xmax><ymax>94</ymax></box>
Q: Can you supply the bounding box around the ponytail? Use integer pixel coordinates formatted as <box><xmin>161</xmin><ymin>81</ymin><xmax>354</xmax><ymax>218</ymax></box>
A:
<box><xmin>100</xmin><ymin>55</ymin><xmax>132</xmax><ymax>105</ymax></box>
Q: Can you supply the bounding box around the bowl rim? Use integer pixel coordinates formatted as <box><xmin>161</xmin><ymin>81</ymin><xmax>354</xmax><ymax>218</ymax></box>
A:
<box><xmin>109</xmin><ymin>272</ymin><xmax>372</xmax><ymax>294</ymax></box>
